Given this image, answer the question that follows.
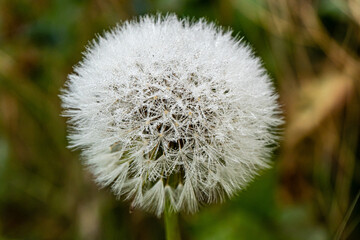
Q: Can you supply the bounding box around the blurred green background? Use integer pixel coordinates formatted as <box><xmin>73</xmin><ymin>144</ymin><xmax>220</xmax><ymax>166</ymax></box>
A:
<box><xmin>0</xmin><ymin>0</ymin><xmax>359</xmax><ymax>239</ymax></box>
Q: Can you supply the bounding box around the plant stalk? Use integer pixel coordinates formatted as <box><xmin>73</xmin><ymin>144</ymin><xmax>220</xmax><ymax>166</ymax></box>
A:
<box><xmin>164</xmin><ymin>204</ymin><xmax>181</xmax><ymax>240</ymax></box>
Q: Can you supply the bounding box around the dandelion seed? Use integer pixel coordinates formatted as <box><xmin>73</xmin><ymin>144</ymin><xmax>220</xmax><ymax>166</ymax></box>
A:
<box><xmin>61</xmin><ymin>14</ymin><xmax>283</xmax><ymax>216</ymax></box>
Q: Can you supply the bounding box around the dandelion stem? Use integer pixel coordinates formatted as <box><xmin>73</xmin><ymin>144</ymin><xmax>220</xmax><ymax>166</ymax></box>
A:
<box><xmin>164</xmin><ymin>203</ymin><xmax>181</xmax><ymax>240</ymax></box>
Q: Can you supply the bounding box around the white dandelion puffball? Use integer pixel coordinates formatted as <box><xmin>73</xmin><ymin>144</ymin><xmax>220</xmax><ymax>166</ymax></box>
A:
<box><xmin>61</xmin><ymin>14</ymin><xmax>282</xmax><ymax>216</ymax></box>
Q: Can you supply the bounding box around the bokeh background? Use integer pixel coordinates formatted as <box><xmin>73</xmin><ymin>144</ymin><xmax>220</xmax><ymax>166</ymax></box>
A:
<box><xmin>0</xmin><ymin>0</ymin><xmax>359</xmax><ymax>239</ymax></box>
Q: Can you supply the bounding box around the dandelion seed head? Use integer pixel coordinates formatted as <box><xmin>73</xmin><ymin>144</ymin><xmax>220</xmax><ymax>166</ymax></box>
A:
<box><xmin>61</xmin><ymin>14</ymin><xmax>283</xmax><ymax>216</ymax></box>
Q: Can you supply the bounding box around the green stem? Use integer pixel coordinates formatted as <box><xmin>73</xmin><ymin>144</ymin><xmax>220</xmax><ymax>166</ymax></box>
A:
<box><xmin>164</xmin><ymin>204</ymin><xmax>181</xmax><ymax>240</ymax></box>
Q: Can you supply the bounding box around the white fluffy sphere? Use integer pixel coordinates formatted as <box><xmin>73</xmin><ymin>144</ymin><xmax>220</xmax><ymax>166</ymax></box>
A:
<box><xmin>61</xmin><ymin>14</ymin><xmax>282</xmax><ymax>216</ymax></box>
